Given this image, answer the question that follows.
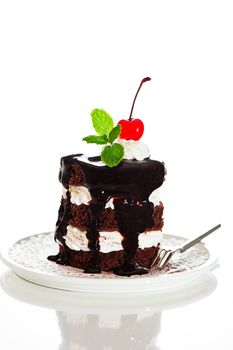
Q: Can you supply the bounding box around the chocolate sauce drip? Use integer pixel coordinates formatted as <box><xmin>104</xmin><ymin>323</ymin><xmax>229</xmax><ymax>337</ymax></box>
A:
<box><xmin>50</xmin><ymin>155</ymin><xmax>166</xmax><ymax>276</ymax></box>
<box><xmin>47</xmin><ymin>191</ymin><xmax>72</xmax><ymax>265</ymax></box>
<box><xmin>55</xmin><ymin>191</ymin><xmax>72</xmax><ymax>244</ymax></box>
<box><xmin>88</xmin><ymin>156</ymin><xmax>101</xmax><ymax>162</ymax></box>
<box><xmin>84</xmin><ymin>202</ymin><xmax>105</xmax><ymax>273</ymax></box>
<box><xmin>47</xmin><ymin>252</ymin><xmax>69</xmax><ymax>265</ymax></box>
<box><xmin>55</xmin><ymin>199</ymin><xmax>65</xmax><ymax>228</ymax></box>
<box><xmin>113</xmin><ymin>199</ymin><xmax>154</xmax><ymax>276</ymax></box>
<box><xmin>47</xmin><ymin>253</ymin><xmax>60</xmax><ymax>262</ymax></box>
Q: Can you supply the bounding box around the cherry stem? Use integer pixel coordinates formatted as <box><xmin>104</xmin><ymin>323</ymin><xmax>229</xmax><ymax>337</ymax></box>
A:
<box><xmin>129</xmin><ymin>77</ymin><xmax>151</xmax><ymax>121</ymax></box>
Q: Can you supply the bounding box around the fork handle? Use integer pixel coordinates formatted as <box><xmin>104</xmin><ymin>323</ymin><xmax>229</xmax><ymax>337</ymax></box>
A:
<box><xmin>180</xmin><ymin>224</ymin><xmax>221</xmax><ymax>253</ymax></box>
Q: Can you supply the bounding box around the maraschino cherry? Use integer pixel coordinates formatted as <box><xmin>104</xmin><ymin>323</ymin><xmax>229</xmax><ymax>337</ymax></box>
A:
<box><xmin>118</xmin><ymin>77</ymin><xmax>151</xmax><ymax>141</ymax></box>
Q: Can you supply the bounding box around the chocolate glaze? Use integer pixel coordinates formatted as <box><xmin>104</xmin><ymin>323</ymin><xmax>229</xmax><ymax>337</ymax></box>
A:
<box><xmin>48</xmin><ymin>191</ymin><xmax>72</xmax><ymax>265</ymax></box>
<box><xmin>88</xmin><ymin>156</ymin><xmax>101</xmax><ymax>162</ymax></box>
<box><xmin>60</xmin><ymin>154</ymin><xmax>165</xmax><ymax>201</ymax></box>
<box><xmin>49</xmin><ymin>154</ymin><xmax>166</xmax><ymax>276</ymax></box>
<box><xmin>113</xmin><ymin>199</ymin><xmax>155</xmax><ymax>276</ymax></box>
<box><xmin>84</xmin><ymin>201</ymin><xmax>104</xmax><ymax>273</ymax></box>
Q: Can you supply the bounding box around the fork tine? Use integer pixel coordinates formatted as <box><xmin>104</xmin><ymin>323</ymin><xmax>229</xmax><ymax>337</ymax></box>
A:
<box><xmin>151</xmin><ymin>249</ymin><xmax>167</xmax><ymax>268</ymax></box>
<box><xmin>150</xmin><ymin>248</ymin><xmax>163</xmax><ymax>268</ymax></box>
<box><xmin>157</xmin><ymin>250</ymin><xmax>173</xmax><ymax>269</ymax></box>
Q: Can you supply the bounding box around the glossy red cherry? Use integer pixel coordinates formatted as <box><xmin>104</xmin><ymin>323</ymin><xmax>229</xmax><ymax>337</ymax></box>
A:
<box><xmin>118</xmin><ymin>77</ymin><xmax>151</xmax><ymax>141</ymax></box>
<box><xmin>118</xmin><ymin>118</ymin><xmax>144</xmax><ymax>141</ymax></box>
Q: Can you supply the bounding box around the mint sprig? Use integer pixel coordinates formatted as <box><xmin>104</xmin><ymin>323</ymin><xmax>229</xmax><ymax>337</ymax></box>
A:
<box><xmin>82</xmin><ymin>109</ymin><xmax>124</xmax><ymax>167</ymax></box>
<box><xmin>91</xmin><ymin>109</ymin><xmax>114</xmax><ymax>136</ymax></box>
<box><xmin>82</xmin><ymin>135</ymin><xmax>108</xmax><ymax>145</ymax></box>
<box><xmin>101</xmin><ymin>144</ymin><xmax>124</xmax><ymax>167</ymax></box>
<box><xmin>108</xmin><ymin>124</ymin><xmax>121</xmax><ymax>144</ymax></box>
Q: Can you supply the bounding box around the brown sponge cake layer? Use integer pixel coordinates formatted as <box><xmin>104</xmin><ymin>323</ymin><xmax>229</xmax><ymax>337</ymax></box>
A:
<box><xmin>59</xmin><ymin>245</ymin><xmax>160</xmax><ymax>271</ymax></box>
<box><xmin>58</xmin><ymin>198</ymin><xmax>164</xmax><ymax>232</ymax></box>
<box><xmin>68</xmin><ymin>164</ymin><xmax>84</xmax><ymax>186</ymax></box>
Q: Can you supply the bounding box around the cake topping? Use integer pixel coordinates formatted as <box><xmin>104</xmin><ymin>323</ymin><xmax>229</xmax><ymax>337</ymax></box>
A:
<box><xmin>82</xmin><ymin>109</ymin><xmax>124</xmax><ymax>168</ymax></box>
<box><xmin>118</xmin><ymin>77</ymin><xmax>151</xmax><ymax>141</ymax></box>
<box><xmin>116</xmin><ymin>138</ymin><xmax>150</xmax><ymax>161</ymax></box>
<box><xmin>82</xmin><ymin>77</ymin><xmax>152</xmax><ymax>167</ymax></box>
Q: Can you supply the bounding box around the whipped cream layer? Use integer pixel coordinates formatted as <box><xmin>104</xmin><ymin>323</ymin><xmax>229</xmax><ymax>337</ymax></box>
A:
<box><xmin>71</xmin><ymin>139</ymin><xmax>150</xmax><ymax>165</ymax></box>
<box><xmin>64</xmin><ymin>225</ymin><xmax>162</xmax><ymax>253</ymax></box>
<box><xmin>116</xmin><ymin>139</ymin><xmax>150</xmax><ymax>161</ymax></box>
<box><xmin>63</xmin><ymin>186</ymin><xmax>161</xmax><ymax>207</ymax></box>
<box><xmin>62</xmin><ymin>186</ymin><xmax>91</xmax><ymax>206</ymax></box>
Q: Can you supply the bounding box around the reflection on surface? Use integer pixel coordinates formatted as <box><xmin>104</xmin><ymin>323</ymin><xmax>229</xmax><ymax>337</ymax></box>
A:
<box><xmin>57</xmin><ymin>311</ymin><xmax>161</xmax><ymax>350</ymax></box>
<box><xmin>0</xmin><ymin>271</ymin><xmax>217</xmax><ymax>350</ymax></box>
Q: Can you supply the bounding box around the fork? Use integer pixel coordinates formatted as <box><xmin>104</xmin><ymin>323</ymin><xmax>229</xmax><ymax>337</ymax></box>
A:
<box><xmin>151</xmin><ymin>224</ymin><xmax>221</xmax><ymax>270</ymax></box>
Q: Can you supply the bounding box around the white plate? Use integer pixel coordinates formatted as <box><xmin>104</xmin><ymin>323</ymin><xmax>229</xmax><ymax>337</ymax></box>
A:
<box><xmin>0</xmin><ymin>269</ymin><xmax>217</xmax><ymax>313</ymax></box>
<box><xmin>0</xmin><ymin>232</ymin><xmax>218</xmax><ymax>293</ymax></box>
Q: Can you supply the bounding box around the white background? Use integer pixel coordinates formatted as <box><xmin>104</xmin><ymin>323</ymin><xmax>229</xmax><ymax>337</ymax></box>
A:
<box><xmin>0</xmin><ymin>1</ymin><xmax>233</xmax><ymax>348</ymax></box>
<box><xmin>0</xmin><ymin>0</ymin><xmax>232</xmax><ymax>239</ymax></box>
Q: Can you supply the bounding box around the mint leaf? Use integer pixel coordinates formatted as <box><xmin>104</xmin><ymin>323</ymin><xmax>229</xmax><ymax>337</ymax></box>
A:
<box><xmin>91</xmin><ymin>109</ymin><xmax>114</xmax><ymax>136</ymax></box>
<box><xmin>101</xmin><ymin>143</ymin><xmax>124</xmax><ymax>167</ymax></box>
<box><xmin>108</xmin><ymin>124</ymin><xmax>121</xmax><ymax>144</ymax></box>
<box><xmin>82</xmin><ymin>135</ymin><xmax>108</xmax><ymax>145</ymax></box>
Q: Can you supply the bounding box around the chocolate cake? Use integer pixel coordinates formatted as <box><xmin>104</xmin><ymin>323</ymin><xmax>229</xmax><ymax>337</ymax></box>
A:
<box><xmin>48</xmin><ymin>154</ymin><xmax>166</xmax><ymax>276</ymax></box>
<box><xmin>48</xmin><ymin>77</ymin><xmax>166</xmax><ymax>276</ymax></box>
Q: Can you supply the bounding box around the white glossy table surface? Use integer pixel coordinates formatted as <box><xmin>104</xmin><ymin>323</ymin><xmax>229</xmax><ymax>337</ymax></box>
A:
<box><xmin>0</xmin><ymin>232</ymin><xmax>232</xmax><ymax>350</ymax></box>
